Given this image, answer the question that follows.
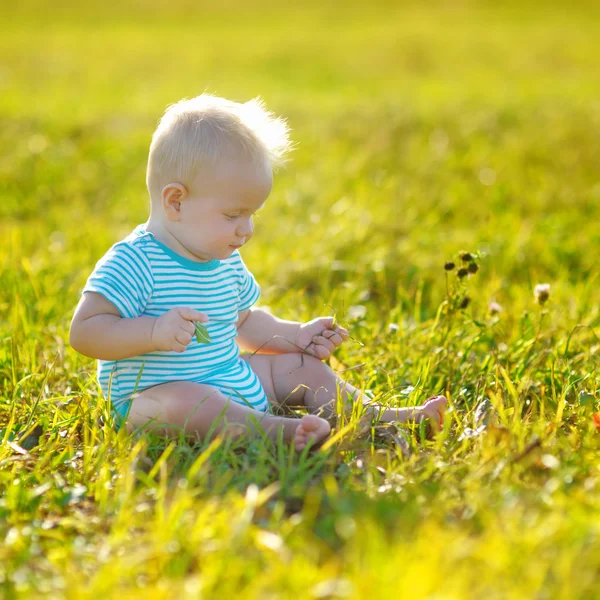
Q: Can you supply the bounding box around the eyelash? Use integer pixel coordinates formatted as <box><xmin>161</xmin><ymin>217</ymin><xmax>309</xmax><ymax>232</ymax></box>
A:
<box><xmin>225</xmin><ymin>213</ymin><xmax>259</xmax><ymax>220</ymax></box>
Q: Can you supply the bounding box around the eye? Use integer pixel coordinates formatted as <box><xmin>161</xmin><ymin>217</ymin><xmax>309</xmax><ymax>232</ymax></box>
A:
<box><xmin>225</xmin><ymin>214</ymin><xmax>239</xmax><ymax>220</ymax></box>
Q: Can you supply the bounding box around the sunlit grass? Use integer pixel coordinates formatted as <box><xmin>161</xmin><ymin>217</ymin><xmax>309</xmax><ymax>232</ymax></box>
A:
<box><xmin>1</xmin><ymin>1</ymin><xmax>600</xmax><ymax>598</ymax></box>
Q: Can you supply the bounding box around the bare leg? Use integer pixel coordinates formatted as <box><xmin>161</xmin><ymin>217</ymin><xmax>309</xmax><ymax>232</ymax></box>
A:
<box><xmin>243</xmin><ymin>353</ymin><xmax>446</xmax><ymax>431</ymax></box>
<box><xmin>124</xmin><ymin>380</ymin><xmax>330</xmax><ymax>449</ymax></box>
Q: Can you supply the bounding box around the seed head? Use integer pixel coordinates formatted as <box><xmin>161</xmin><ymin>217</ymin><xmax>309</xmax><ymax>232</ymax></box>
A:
<box><xmin>534</xmin><ymin>283</ymin><xmax>551</xmax><ymax>305</ymax></box>
<box><xmin>460</xmin><ymin>296</ymin><xmax>471</xmax><ymax>309</ymax></box>
<box><xmin>444</xmin><ymin>262</ymin><xmax>455</xmax><ymax>271</ymax></box>
<box><xmin>457</xmin><ymin>268</ymin><xmax>468</xmax><ymax>279</ymax></box>
<box><xmin>488</xmin><ymin>301</ymin><xmax>502</xmax><ymax>315</ymax></box>
<box><xmin>460</xmin><ymin>253</ymin><xmax>473</xmax><ymax>262</ymax></box>
<box><xmin>468</xmin><ymin>262</ymin><xmax>479</xmax><ymax>274</ymax></box>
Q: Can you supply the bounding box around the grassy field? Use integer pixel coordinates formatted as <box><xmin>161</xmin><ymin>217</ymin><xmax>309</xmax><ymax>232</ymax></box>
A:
<box><xmin>1</xmin><ymin>1</ymin><xmax>600</xmax><ymax>597</ymax></box>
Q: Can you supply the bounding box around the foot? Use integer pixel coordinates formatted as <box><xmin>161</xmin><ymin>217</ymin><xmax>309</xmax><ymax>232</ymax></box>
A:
<box><xmin>294</xmin><ymin>415</ymin><xmax>331</xmax><ymax>451</ymax></box>
<box><xmin>417</xmin><ymin>395</ymin><xmax>448</xmax><ymax>435</ymax></box>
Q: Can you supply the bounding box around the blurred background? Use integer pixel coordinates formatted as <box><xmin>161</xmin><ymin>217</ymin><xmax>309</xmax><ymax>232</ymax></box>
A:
<box><xmin>2</xmin><ymin>5</ymin><xmax>600</xmax><ymax>595</ymax></box>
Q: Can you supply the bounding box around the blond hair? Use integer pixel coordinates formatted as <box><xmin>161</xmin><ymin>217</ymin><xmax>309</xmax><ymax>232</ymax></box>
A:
<box><xmin>146</xmin><ymin>93</ymin><xmax>292</xmax><ymax>200</ymax></box>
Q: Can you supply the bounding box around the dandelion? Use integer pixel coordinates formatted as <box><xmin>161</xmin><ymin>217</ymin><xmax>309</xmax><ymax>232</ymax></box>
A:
<box><xmin>457</xmin><ymin>268</ymin><xmax>468</xmax><ymax>279</ymax></box>
<box><xmin>534</xmin><ymin>283</ymin><xmax>551</xmax><ymax>305</ymax></box>
<box><xmin>444</xmin><ymin>262</ymin><xmax>455</xmax><ymax>271</ymax></box>
<box><xmin>488</xmin><ymin>301</ymin><xmax>502</xmax><ymax>315</ymax></box>
<box><xmin>460</xmin><ymin>253</ymin><xmax>473</xmax><ymax>262</ymax></box>
<box><xmin>347</xmin><ymin>305</ymin><xmax>367</xmax><ymax>320</ymax></box>
<box><xmin>468</xmin><ymin>262</ymin><xmax>479</xmax><ymax>274</ymax></box>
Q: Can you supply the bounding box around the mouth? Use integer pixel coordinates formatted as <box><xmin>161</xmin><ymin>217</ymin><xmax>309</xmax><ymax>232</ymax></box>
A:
<box><xmin>229</xmin><ymin>244</ymin><xmax>243</xmax><ymax>249</ymax></box>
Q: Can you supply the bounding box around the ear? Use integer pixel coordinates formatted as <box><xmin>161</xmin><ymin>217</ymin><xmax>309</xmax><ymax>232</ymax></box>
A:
<box><xmin>161</xmin><ymin>183</ymin><xmax>188</xmax><ymax>222</ymax></box>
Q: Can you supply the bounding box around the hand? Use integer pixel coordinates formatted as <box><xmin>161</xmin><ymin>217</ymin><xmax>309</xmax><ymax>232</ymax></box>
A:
<box><xmin>151</xmin><ymin>307</ymin><xmax>209</xmax><ymax>353</ymax></box>
<box><xmin>295</xmin><ymin>317</ymin><xmax>349</xmax><ymax>360</ymax></box>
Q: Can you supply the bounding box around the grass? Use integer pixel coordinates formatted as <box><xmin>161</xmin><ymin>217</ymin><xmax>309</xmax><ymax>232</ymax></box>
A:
<box><xmin>1</xmin><ymin>0</ymin><xmax>600</xmax><ymax>597</ymax></box>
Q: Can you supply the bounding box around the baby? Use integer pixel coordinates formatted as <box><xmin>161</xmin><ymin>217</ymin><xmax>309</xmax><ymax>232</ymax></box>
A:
<box><xmin>69</xmin><ymin>94</ymin><xmax>447</xmax><ymax>450</ymax></box>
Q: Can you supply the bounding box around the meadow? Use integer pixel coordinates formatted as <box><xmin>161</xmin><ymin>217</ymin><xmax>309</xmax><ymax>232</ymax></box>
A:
<box><xmin>1</xmin><ymin>1</ymin><xmax>600</xmax><ymax>597</ymax></box>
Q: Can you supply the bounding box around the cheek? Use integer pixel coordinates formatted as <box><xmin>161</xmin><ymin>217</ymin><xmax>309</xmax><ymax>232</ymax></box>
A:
<box><xmin>218</xmin><ymin>219</ymin><xmax>237</xmax><ymax>237</ymax></box>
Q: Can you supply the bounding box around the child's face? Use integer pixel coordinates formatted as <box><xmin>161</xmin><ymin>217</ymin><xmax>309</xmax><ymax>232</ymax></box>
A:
<box><xmin>172</xmin><ymin>156</ymin><xmax>272</xmax><ymax>262</ymax></box>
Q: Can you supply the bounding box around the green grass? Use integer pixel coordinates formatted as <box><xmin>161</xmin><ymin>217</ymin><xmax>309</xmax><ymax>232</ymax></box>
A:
<box><xmin>1</xmin><ymin>1</ymin><xmax>600</xmax><ymax>597</ymax></box>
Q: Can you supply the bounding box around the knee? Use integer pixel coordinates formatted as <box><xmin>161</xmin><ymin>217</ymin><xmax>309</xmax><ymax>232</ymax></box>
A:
<box><xmin>294</xmin><ymin>352</ymin><xmax>332</xmax><ymax>379</ymax></box>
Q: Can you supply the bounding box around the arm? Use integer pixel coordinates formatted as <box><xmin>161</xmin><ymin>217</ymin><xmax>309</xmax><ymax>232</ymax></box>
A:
<box><xmin>70</xmin><ymin>292</ymin><xmax>208</xmax><ymax>361</ymax></box>
<box><xmin>235</xmin><ymin>307</ymin><xmax>301</xmax><ymax>354</ymax></box>
<box><xmin>70</xmin><ymin>292</ymin><xmax>157</xmax><ymax>361</ymax></box>
<box><xmin>236</xmin><ymin>308</ymin><xmax>351</xmax><ymax>358</ymax></box>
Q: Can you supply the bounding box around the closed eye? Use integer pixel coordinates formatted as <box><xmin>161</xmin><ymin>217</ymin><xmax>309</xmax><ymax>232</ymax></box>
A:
<box><xmin>225</xmin><ymin>211</ymin><xmax>260</xmax><ymax>220</ymax></box>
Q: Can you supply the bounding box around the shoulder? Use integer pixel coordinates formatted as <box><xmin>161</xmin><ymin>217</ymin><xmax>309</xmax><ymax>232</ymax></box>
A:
<box><xmin>94</xmin><ymin>227</ymin><xmax>154</xmax><ymax>280</ymax></box>
<box><xmin>122</xmin><ymin>224</ymin><xmax>156</xmax><ymax>259</ymax></box>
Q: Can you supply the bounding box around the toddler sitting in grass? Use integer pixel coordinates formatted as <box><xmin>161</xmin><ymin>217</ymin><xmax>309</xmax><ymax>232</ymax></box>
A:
<box><xmin>69</xmin><ymin>93</ymin><xmax>447</xmax><ymax>450</ymax></box>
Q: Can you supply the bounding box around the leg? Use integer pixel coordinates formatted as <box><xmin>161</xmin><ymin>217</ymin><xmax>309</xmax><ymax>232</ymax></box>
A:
<box><xmin>124</xmin><ymin>380</ymin><xmax>330</xmax><ymax>449</ymax></box>
<box><xmin>242</xmin><ymin>353</ymin><xmax>447</xmax><ymax>429</ymax></box>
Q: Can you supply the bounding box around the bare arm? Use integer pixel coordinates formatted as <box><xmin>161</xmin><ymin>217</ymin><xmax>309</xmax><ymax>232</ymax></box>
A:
<box><xmin>235</xmin><ymin>307</ymin><xmax>302</xmax><ymax>354</ymax></box>
<box><xmin>69</xmin><ymin>292</ymin><xmax>157</xmax><ymax>360</ymax></box>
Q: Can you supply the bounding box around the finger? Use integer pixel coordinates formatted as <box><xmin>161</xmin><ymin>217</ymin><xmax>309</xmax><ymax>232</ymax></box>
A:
<box><xmin>425</xmin><ymin>407</ymin><xmax>441</xmax><ymax>423</ymax></box>
<box><xmin>335</xmin><ymin>326</ymin><xmax>350</xmax><ymax>338</ymax></box>
<box><xmin>315</xmin><ymin>345</ymin><xmax>331</xmax><ymax>360</ymax></box>
<box><xmin>427</xmin><ymin>394</ymin><xmax>448</xmax><ymax>407</ymax></box>
<box><xmin>312</xmin><ymin>335</ymin><xmax>335</xmax><ymax>352</ymax></box>
<box><xmin>175</xmin><ymin>331</ymin><xmax>193</xmax><ymax>345</ymax></box>
<box><xmin>320</xmin><ymin>317</ymin><xmax>337</xmax><ymax>329</ymax></box>
<box><xmin>304</xmin><ymin>343</ymin><xmax>319</xmax><ymax>357</ymax></box>
<box><xmin>322</xmin><ymin>331</ymin><xmax>343</xmax><ymax>346</ymax></box>
<box><xmin>178</xmin><ymin>307</ymin><xmax>209</xmax><ymax>323</ymax></box>
<box><xmin>438</xmin><ymin>406</ymin><xmax>446</xmax><ymax>428</ymax></box>
<box><xmin>307</xmin><ymin>343</ymin><xmax>330</xmax><ymax>360</ymax></box>
<box><xmin>182</xmin><ymin>323</ymin><xmax>196</xmax><ymax>335</ymax></box>
<box><xmin>420</xmin><ymin>409</ymin><xmax>440</xmax><ymax>429</ymax></box>
<box><xmin>173</xmin><ymin>342</ymin><xmax>187</xmax><ymax>353</ymax></box>
<box><xmin>424</xmin><ymin>396</ymin><xmax>447</xmax><ymax>417</ymax></box>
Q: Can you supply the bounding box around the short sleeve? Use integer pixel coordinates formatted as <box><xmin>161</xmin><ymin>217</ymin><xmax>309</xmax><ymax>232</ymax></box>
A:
<box><xmin>231</xmin><ymin>252</ymin><xmax>261</xmax><ymax>311</ymax></box>
<box><xmin>83</xmin><ymin>242</ymin><xmax>154</xmax><ymax>318</ymax></box>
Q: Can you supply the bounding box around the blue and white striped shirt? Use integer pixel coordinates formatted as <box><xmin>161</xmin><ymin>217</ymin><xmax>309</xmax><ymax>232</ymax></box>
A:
<box><xmin>82</xmin><ymin>224</ymin><xmax>261</xmax><ymax>402</ymax></box>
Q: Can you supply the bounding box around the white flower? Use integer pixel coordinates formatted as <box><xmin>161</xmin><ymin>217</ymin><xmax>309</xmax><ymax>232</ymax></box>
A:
<box><xmin>488</xmin><ymin>301</ymin><xmax>503</xmax><ymax>315</ymax></box>
<box><xmin>534</xmin><ymin>283</ymin><xmax>551</xmax><ymax>305</ymax></box>
<box><xmin>347</xmin><ymin>305</ymin><xmax>367</xmax><ymax>320</ymax></box>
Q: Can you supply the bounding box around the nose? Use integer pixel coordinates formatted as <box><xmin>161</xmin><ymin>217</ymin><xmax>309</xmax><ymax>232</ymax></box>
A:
<box><xmin>236</xmin><ymin>216</ymin><xmax>254</xmax><ymax>239</ymax></box>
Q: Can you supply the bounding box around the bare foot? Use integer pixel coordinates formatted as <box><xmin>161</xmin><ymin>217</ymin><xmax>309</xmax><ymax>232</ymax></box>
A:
<box><xmin>294</xmin><ymin>415</ymin><xmax>331</xmax><ymax>451</ymax></box>
<box><xmin>417</xmin><ymin>395</ymin><xmax>448</xmax><ymax>435</ymax></box>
